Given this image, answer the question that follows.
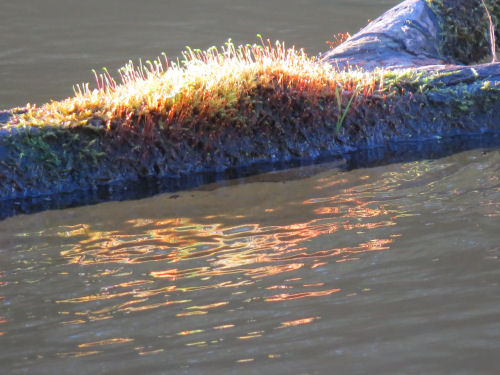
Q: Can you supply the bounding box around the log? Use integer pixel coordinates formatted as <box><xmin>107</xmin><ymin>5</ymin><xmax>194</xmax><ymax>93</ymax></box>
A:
<box><xmin>0</xmin><ymin>0</ymin><xmax>499</xmax><ymax>211</ymax></box>
<box><xmin>321</xmin><ymin>0</ymin><xmax>500</xmax><ymax>69</ymax></box>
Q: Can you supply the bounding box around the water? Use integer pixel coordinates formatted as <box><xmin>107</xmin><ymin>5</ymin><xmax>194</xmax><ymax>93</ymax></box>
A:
<box><xmin>1</xmin><ymin>147</ymin><xmax>499</xmax><ymax>374</ymax></box>
<box><xmin>1</xmin><ymin>1</ymin><xmax>499</xmax><ymax>374</ymax></box>
<box><xmin>0</xmin><ymin>0</ymin><xmax>398</xmax><ymax>108</ymax></box>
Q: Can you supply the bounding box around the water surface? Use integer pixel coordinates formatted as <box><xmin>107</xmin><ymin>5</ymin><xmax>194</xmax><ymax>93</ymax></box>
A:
<box><xmin>1</xmin><ymin>148</ymin><xmax>499</xmax><ymax>374</ymax></box>
<box><xmin>0</xmin><ymin>1</ymin><xmax>499</xmax><ymax>374</ymax></box>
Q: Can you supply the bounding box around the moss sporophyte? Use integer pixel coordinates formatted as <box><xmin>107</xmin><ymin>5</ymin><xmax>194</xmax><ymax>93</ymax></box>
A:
<box><xmin>1</xmin><ymin>41</ymin><xmax>498</xmax><ymax>206</ymax></box>
<box><xmin>6</xmin><ymin>38</ymin><xmax>415</xmax><ymax>138</ymax></box>
<box><xmin>6</xmin><ymin>37</ymin><xmax>492</xmax><ymax>145</ymax></box>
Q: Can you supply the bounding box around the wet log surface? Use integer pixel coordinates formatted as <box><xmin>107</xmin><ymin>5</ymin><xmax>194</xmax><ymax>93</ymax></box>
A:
<box><xmin>0</xmin><ymin>0</ymin><xmax>499</xmax><ymax>217</ymax></box>
<box><xmin>321</xmin><ymin>0</ymin><xmax>447</xmax><ymax>70</ymax></box>
<box><xmin>322</xmin><ymin>0</ymin><xmax>499</xmax><ymax>68</ymax></box>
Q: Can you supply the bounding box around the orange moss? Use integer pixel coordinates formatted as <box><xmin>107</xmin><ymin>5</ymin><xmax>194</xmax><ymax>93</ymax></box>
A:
<box><xmin>326</xmin><ymin>32</ymin><xmax>351</xmax><ymax>50</ymax></box>
<box><xmin>9</xmin><ymin>39</ymin><xmax>390</xmax><ymax>137</ymax></box>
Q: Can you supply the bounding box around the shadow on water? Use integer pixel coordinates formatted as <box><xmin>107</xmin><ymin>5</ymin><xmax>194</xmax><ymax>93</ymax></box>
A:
<box><xmin>1</xmin><ymin>132</ymin><xmax>500</xmax><ymax>220</ymax></box>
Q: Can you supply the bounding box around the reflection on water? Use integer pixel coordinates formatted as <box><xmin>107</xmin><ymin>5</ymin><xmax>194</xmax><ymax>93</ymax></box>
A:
<box><xmin>1</xmin><ymin>148</ymin><xmax>499</xmax><ymax>374</ymax></box>
<box><xmin>1</xmin><ymin>0</ymin><xmax>499</xmax><ymax>373</ymax></box>
<box><xmin>53</xmin><ymin>164</ymin><xmax>398</xmax><ymax>325</ymax></box>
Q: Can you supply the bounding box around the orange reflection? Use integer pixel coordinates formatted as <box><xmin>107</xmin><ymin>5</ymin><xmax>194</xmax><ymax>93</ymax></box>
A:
<box><xmin>314</xmin><ymin>207</ymin><xmax>340</xmax><ymax>215</ymax></box>
<box><xmin>266</xmin><ymin>284</ymin><xmax>293</xmax><ymax>290</ymax></box>
<box><xmin>151</xmin><ymin>269</ymin><xmax>179</xmax><ymax>280</ymax></box>
<box><xmin>213</xmin><ymin>324</ymin><xmax>235</xmax><ymax>330</ymax></box>
<box><xmin>56</xmin><ymin>224</ymin><xmax>90</xmax><ymax>238</ymax></box>
<box><xmin>185</xmin><ymin>301</ymin><xmax>228</xmax><ymax>310</ymax></box>
<box><xmin>102</xmin><ymin>280</ymin><xmax>153</xmax><ymax>291</ymax></box>
<box><xmin>238</xmin><ymin>331</ymin><xmax>263</xmax><ymax>340</ymax></box>
<box><xmin>57</xmin><ymin>351</ymin><xmax>101</xmax><ymax>358</ymax></box>
<box><xmin>279</xmin><ymin>316</ymin><xmax>320</xmax><ymax>328</ymax></box>
<box><xmin>314</xmin><ymin>177</ymin><xmax>349</xmax><ymax>189</ymax></box>
<box><xmin>57</xmin><ymin>291</ymin><xmax>131</xmax><ymax>304</ymax></box>
<box><xmin>178</xmin><ymin>329</ymin><xmax>204</xmax><ymax>336</ymax></box>
<box><xmin>303</xmin><ymin>283</ymin><xmax>324</xmax><ymax>288</ymax></box>
<box><xmin>311</xmin><ymin>262</ymin><xmax>327</xmax><ymax>269</ymax></box>
<box><xmin>54</xmin><ymin>172</ymin><xmax>403</xmax><ymax>331</ymax></box>
<box><xmin>186</xmin><ymin>341</ymin><xmax>208</xmax><ymax>347</ymax></box>
<box><xmin>78</xmin><ymin>338</ymin><xmax>133</xmax><ymax>348</ymax></box>
<box><xmin>266</xmin><ymin>288</ymin><xmax>340</xmax><ymax>302</ymax></box>
<box><xmin>359</xmin><ymin>238</ymin><xmax>393</xmax><ymax>251</ymax></box>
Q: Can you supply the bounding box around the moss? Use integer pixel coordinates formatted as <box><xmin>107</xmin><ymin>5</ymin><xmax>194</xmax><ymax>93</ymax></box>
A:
<box><xmin>1</xmin><ymin>39</ymin><xmax>499</xmax><ymax>201</ymax></box>
<box><xmin>8</xmin><ymin>41</ymin><xmax>386</xmax><ymax>144</ymax></box>
<box><xmin>0</xmin><ymin>125</ymin><xmax>108</xmax><ymax>196</ymax></box>
<box><xmin>426</xmin><ymin>0</ymin><xmax>499</xmax><ymax>63</ymax></box>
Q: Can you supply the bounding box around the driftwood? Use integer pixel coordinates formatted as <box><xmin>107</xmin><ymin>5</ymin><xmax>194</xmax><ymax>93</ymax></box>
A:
<box><xmin>322</xmin><ymin>0</ymin><xmax>499</xmax><ymax>69</ymax></box>
<box><xmin>0</xmin><ymin>0</ymin><xmax>499</xmax><ymax>213</ymax></box>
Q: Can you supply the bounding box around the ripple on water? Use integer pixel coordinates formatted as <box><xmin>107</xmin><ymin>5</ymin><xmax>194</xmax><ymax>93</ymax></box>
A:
<box><xmin>0</xmin><ymin>148</ymin><xmax>499</xmax><ymax>374</ymax></box>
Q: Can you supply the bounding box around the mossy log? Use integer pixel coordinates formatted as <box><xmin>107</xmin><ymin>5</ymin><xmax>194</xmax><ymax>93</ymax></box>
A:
<box><xmin>0</xmin><ymin>0</ymin><xmax>499</xmax><ymax>204</ymax></box>
<box><xmin>322</xmin><ymin>0</ymin><xmax>499</xmax><ymax>69</ymax></box>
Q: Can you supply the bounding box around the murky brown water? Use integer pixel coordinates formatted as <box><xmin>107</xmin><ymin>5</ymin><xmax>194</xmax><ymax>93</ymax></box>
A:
<box><xmin>1</xmin><ymin>1</ymin><xmax>499</xmax><ymax>374</ymax></box>
<box><xmin>1</xmin><ymin>148</ymin><xmax>499</xmax><ymax>374</ymax></box>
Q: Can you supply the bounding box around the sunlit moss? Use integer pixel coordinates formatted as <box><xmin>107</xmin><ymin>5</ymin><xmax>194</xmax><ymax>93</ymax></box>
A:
<box><xmin>7</xmin><ymin>39</ymin><xmax>396</xmax><ymax>136</ymax></box>
<box><xmin>1</xmin><ymin>38</ymin><xmax>498</xmax><ymax>203</ymax></box>
<box><xmin>4</xmin><ymin>38</ymin><xmax>494</xmax><ymax>156</ymax></box>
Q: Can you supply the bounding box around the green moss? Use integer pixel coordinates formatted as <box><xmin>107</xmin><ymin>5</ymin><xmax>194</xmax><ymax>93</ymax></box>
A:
<box><xmin>3</xmin><ymin>126</ymin><xmax>106</xmax><ymax>184</ymax></box>
<box><xmin>426</xmin><ymin>0</ymin><xmax>499</xmax><ymax>63</ymax></box>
